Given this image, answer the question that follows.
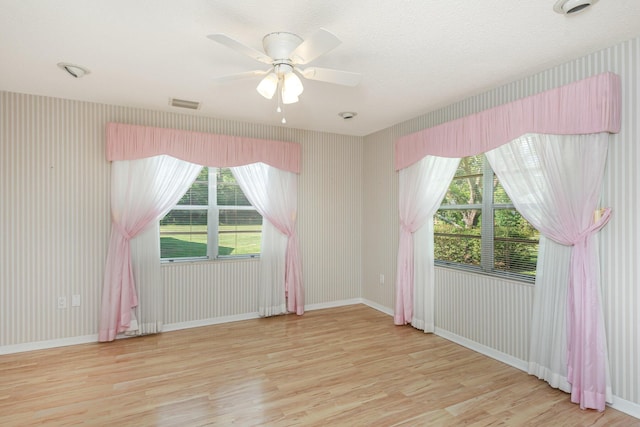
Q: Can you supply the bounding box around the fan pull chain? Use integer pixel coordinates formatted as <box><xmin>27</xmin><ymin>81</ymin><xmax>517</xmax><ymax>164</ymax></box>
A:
<box><xmin>277</xmin><ymin>79</ymin><xmax>286</xmax><ymax>124</ymax></box>
<box><xmin>276</xmin><ymin>86</ymin><xmax>282</xmax><ymax>113</ymax></box>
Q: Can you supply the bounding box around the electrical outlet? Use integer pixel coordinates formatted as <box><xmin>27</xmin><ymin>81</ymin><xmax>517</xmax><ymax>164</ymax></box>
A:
<box><xmin>72</xmin><ymin>294</ymin><xmax>81</xmax><ymax>307</ymax></box>
<box><xmin>379</xmin><ymin>274</ymin><xmax>385</xmax><ymax>285</ymax></box>
<box><xmin>57</xmin><ymin>296</ymin><xmax>67</xmax><ymax>309</ymax></box>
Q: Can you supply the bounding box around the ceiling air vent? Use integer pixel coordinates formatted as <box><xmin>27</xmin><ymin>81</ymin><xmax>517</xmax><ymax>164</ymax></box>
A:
<box><xmin>57</xmin><ymin>62</ymin><xmax>90</xmax><ymax>78</ymax></box>
<box><xmin>553</xmin><ymin>0</ymin><xmax>598</xmax><ymax>14</ymax></box>
<box><xmin>169</xmin><ymin>98</ymin><xmax>201</xmax><ymax>110</ymax></box>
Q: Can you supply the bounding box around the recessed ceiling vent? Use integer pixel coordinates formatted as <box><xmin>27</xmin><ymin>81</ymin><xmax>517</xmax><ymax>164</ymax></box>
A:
<box><xmin>554</xmin><ymin>0</ymin><xmax>598</xmax><ymax>14</ymax></box>
<box><xmin>170</xmin><ymin>98</ymin><xmax>201</xmax><ymax>110</ymax></box>
<box><xmin>338</xmin><ymin>112</ymin><xmax>357</xmax><ymax>120</ymax></box>
<box><xmin>57</xmin><ymin>62</ymin><xmax>90</xmax><ymax>78</ymax></box>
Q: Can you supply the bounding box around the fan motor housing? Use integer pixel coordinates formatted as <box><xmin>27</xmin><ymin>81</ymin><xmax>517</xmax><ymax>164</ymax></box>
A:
<box><xmin>262</xmin><ymin>32</ymin><xmax>303</xmax><ymax>61</ymax></box>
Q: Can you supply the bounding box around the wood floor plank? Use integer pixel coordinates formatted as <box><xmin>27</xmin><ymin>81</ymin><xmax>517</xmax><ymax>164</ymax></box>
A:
<box><xmin>0</xmin><ymin>305</ymin><xmax>638</xmax><ymax>426</ymax></box>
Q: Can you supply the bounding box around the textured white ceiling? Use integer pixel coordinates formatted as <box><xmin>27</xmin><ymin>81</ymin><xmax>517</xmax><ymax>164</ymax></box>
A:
<box><xmin>2</xmin><ymin>0</ymin><xmax>640</xmax><ymax>136</ymax></box>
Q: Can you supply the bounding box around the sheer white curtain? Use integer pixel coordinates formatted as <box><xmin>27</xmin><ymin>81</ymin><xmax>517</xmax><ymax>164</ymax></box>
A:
<box><xmin>528</xmin><ymin>236</ymin><xmax>572</xmax><ymax>392</ymax></box>
<box><xmin>394</xmin><ymin>155</ymin><xmax>459</xmax><ymax>330</ymax></box>
<box><xmin>128</xmin><ymin>222</ymin><xmax>163</xmax><ymax>336</ymax></box>
<box><xmin>486</xmin><ymin>133</ymin><xmax>612</xmax><ymax>411</ymax></box>
<box><xmin>99</xmin><ymin>156</ymin><xmax>202</xmax><ymax>341</ymax></box>
<box><xmin>231</xmin><ymin>163</ymin><xmax>303</xmax><ymax>316</ymax></box>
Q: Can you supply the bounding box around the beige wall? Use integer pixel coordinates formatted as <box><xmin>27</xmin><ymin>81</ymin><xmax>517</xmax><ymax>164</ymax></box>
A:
<box><xmin>0</xmin><ymin>95</ymin><xmax>363</xmax><ymax>347</ymax></box>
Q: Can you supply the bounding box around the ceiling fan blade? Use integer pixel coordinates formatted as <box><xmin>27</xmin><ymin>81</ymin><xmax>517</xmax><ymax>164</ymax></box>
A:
<box><xmin>290</xmin><ymin>28</ymin><xmax>341</xmax><ymax>65</ymax></box>
<box><xmin>207</xmin><ymin>33</ymin><xmax>273</xmax><ymax>65</ymax></box>
<box><xmin>212</xmin><ymin>69</ymin><xmax>269</xmax><ymax>84</ymax></box>
<box><xmin>299</xmin><ymin>67</ymin><xmax>361</xmax><ymax>87</ymax></box>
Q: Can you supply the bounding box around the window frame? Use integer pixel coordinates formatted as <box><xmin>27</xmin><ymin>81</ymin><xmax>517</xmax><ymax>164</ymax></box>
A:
<box><xmin>160</xmin><ymin>167</ymin><xmax>262</xmax><ymax>262</ymax></box>
<box><xmin>434</xmin><ymin>155</ymin><xmax>537</xmax><ymax>283</ymax></box>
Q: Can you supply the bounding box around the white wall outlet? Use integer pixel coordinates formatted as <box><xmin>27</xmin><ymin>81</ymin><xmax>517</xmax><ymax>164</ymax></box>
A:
<box><xmin>379</xmin><ymin>274</ymin><xmax>385</xmax><ymax>285</ymax></box>
<box><xmin>57</xmin><ymin>296</ymin><xmax>67</xmax><ymax>309</ymax></box>
<box><xmin>71</xmin><ymin>294</ymin><xmax>81</xmax><ymax>307</ymax></box>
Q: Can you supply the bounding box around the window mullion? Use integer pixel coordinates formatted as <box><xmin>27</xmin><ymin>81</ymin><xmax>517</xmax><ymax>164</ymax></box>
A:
<box><xmin>207</xmin><ymin>167</ymin><xmax>219</xmax><ymax>259</ymax></box>
<box><xmin>481</xmin><ymin>156</ymin><xmax>494</xmax><ymax>272</ymax></box>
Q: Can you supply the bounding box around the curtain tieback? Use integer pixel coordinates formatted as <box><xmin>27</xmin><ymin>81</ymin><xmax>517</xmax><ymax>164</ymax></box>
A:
<box><xmin>571</xmin><ymin>208</ymin><xmax>612</xmax><ymax>247</ymax></box>
<box><xmin>113</xmin><ymin>221</ymin><xmax>132</xmax><ymax>241</ymax></box>
<box><xmin>400</xmin><ymin>220</ymin><xmax>413</xmax><ymax>235</ymax></box>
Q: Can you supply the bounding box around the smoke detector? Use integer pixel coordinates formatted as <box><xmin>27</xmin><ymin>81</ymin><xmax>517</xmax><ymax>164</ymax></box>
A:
<box><xmin>553</xmin><ymin>0</ymin><xmax>598</xmax><ymax>14</ymax></box>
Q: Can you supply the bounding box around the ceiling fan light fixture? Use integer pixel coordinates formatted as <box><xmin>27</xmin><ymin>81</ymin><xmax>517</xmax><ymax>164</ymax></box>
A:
<box><xmin>553</xmin><ymin>0</ymin><xmax>598</xmax><ymax>14</ymax></box>
<box><xmin>281</xmin><ymin>90</ymin><xmax>299</xmax><ymax>105</ymax></box>
<box><xmin>274</xmin><ymin>62</ymin><xmax>294</xmax><ymax>76</ymax></box>
<box><xmin>283</xmin><ymin>72</ymin><xmax>304</xmax><ymax>97</ymax></box>
<box><xmin>208</xmin><ymin>28</ymin><xmax>361</xmax><ymax>123</ymax></box>
<box><xmin>256</xmin><ymin>72</ymin><xmax>278</xmax><ymax>99</ymax></box>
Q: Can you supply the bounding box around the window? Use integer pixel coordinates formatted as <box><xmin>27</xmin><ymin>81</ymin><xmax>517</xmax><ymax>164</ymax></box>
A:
<box><xmin>160</xmin><ymin>167</ymin><xmax>262</xmax><ymax>260</ymax></box>
<box><xmin>434</xmin><ymin>154</ymin><xmax>539</xmax><ymax>280</ymax></box>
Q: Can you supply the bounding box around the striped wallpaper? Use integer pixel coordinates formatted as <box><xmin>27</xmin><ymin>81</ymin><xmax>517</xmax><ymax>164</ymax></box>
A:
<box><xmin>363</xmin><ymin>36</ymin><xmax>640</xmax><ymax>409</ymax></box>
<box><xmin>0</xmin><ymin>93</ymin><xmax>363</xmax><ymax>349</ymax></box>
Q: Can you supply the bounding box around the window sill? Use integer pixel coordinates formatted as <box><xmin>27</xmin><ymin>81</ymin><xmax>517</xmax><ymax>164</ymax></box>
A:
<box><xmin>434</xmin><ymin>262</ymin><xmax>535</xmax><ymax>285</ymax></box>
<box><xmin>161</xmin><ymin>255</ymin><xmax>260</xmax><ymax>266</ymax></box>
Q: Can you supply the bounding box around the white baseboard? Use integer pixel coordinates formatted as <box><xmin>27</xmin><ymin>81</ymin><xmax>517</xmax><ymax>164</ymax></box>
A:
<box><xmin>305</xmin><ymin>298</ymin><xmax>395</xmax><ymax>318</ymax></box>
<box><xmin>0</xmin><ymin>300</ymin><xmax>373</xmax><ymax>354</ymax></box>
<box><xmin>434</xmin><ymin>327</ymin><xmax>640</xmax><ymax>420</ymax></box>
<box><xmin>163</xmin><ymin>312</ymin><xmax>260</xmax><ymax>332</ymax></box>
<box><xmin>361</xmin><ymin>298</ymin><xmax>394</xmax><ymax>316</ymax></box>
<box><xmin>0</xmin><ymin>334</ymin><xmax>98</xmax><ymax>355</ymax></box>
<box><xmin>610</xmin><ymin>395</ymin><xmax>640</xmax><ymax>419</ymax></box>
<box><xmin>163</xmin><ymin>299</ymin><xmax>395</xmax><ymax>333</ymax></box>
<box><xmin>434</xmin><ymin>328</ymin><xmax>528</xmax><ymax>372</ymax></box>
<box><xmin>305</xmin><ymin>298</ymin><xmax>364</xmax><ymax>311</ymax></box>
<box><xmin>165</xmin><ymin>300</ymin><xmax>371</xmax><ymax>331</ymax></box>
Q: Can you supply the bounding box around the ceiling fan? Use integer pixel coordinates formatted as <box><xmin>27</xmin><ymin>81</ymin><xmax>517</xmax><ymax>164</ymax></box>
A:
<box><xmin>207</xmin><ymin>28</ymin><xmax>361</xmax><ymax>107</ymax></box>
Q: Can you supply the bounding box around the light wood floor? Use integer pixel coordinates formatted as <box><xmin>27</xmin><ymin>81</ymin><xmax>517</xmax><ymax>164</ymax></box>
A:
<box><xmin>1</xmin><ymin>305</ymin><xmax>638</xmax><ymax>426</ymax></box>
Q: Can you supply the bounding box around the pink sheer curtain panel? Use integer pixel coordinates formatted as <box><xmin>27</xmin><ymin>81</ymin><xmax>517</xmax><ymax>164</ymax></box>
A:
<box><xmin>395</xmin><ymin>156</ymin><xmax>459</xmax><ymax>326</ymax></box>
<box><xmin>231</xmin><ymin>163</ymin><xmax>304</xmax><ymax>315</ymax></box>
<box><xmin>486</xmin><ymin>133</ymin><xmax>611</xmax><ymax>410</ymax></box>
<box><xmin>284</xmin><ymin>234</ymin><xmax>304</xmax><ymax>314</ymax></box>
<box><xmin>99</xmin><ymin>157</ymin><xmax>201</xmax><ymax>342</ymax></box>
<box><xmin>566</xmin><ymin>209</ymin><xmax>611</xmax><ymax>410</ymax></box>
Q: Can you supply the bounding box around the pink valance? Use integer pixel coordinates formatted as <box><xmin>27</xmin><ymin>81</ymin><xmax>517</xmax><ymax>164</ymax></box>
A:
<box><xmin>106</xmin><ymin>122</ymin><xmax>301</xmax><ymax>173</ymax></box>
<box><xmin>395</xmin><ymin>72</ymin><xmax>621</xmax><ymax>170</ymax></box>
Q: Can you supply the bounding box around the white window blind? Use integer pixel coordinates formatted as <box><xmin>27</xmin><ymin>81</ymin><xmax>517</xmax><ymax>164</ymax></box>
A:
<box><xmin>434</xmin><ymin>154</ymin><xmax>539</xmax><ymax>280</ymax></box>
<box><xmin>160</xmin><ymin>167</ymin><xmax>262</xmax><ymax>260</ymax></box>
